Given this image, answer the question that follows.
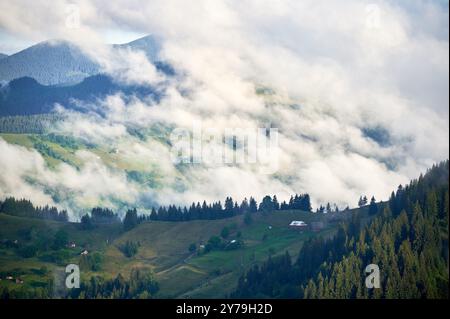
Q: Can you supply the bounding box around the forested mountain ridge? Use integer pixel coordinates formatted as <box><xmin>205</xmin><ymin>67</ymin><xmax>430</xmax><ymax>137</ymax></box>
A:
<box><xmin>0</xmin><ymin>74</ymin><xmax>159</xmax><ymax>116</ymax></box>
<box><xmin>0</xmin><ymin>41</ymin><xmax>99</xmax><ymax>86</ymax></box>
<box><xmin>232</xmin><ymin>160</ymin><xmax>449</xmax><ymax>299</ymax></box>
<box><xmin>0</xmin><ymin>36</ymin><xmax>161</xmax><ymax>86</ymax></box>
<box><xmin>0</xmin><ymin>114</ymin><xmax>62</xmax><ymax>134</ymax></box>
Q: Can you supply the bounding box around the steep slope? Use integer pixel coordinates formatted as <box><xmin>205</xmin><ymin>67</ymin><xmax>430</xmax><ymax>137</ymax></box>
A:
<box><xmin>0</xmin><ymin>54</ymin><xmax>7</xmax><ymax>60</ymax></box>
<box><xmin>0</xmin><ymin>207</ymin><xmax>337</xmax><ymax>298</ymax></box>
<box><xmin>0</xmin><ymin>75</ymin><xmax>159</xmax><ymax>116</ymax></box>
<box><xmin>0</xmin><ymin>41</ymin><xmax>99</xmax><ymax>86</ymax></box>
<box><xmin>233</xmin><ymin>160</ymin><xmax>449</xmax><ymax>299</ymax></box>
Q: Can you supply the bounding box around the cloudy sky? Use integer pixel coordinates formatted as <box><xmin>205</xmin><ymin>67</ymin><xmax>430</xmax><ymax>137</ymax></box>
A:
<box><xmin>0</xmin><ymin>0</ymin><xmax>448</xmax><ymax>218</ymax></box>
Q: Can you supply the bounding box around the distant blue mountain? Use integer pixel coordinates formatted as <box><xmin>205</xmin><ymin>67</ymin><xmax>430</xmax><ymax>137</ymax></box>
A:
<box><xmin>0</xmin><ymin>53</ymin><xmax>7</xmax><ymax>60</ymax></box>
<box><xmin>0</xmin><ymin>74</ymin><xmax>160</xmax><ymax>117</ymax></box>
<box><xmin>0</xmin><ymin>41</ymin><xmax>99</xmax><ymax>86</ymax></box>
<box><xmin>0</xmin><ymin>35</ymin><xmax>162</xmax><ymax>86</ymax></box>
<box><xmin>116</xmin><ymin>35</ymin><xmax>161</xmax><ymax>62</ymax></box>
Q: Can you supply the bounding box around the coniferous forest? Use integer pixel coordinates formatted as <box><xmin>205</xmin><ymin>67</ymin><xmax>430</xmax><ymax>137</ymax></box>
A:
<box><xmin>1</xmin><ymin>194</ymin><xmax>312</xmax><ymax>225</ymax></box>
<box><xmin>0</xmin><ymin>161</ymin><xmax>448</xmax><ymax>299</ymax></box>
<box><xmin>232</xmin><ymin>161</ymin><xmax>449</xmax><ymax>299</ymax></box>
<box><xmin>1</xmin><ymin>2</ymin><xmax>448</xmax><ymax>306</ymax></box>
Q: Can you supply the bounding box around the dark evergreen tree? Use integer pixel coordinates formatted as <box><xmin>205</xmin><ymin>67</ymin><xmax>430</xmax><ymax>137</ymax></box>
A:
<box><xmin>91</xmin><ymin>207</ymin><xmax>120</xmax><ymax>224</ymax></box>
<box><xmin>232</xmin><ymin>160</ymin><xmax>449</xmax><ymax>299</ymax></box>
<box><xmin>150</xmin><ymin>208</ymin><xmax>158</xmax><ymax>221</ymax></box>
<box><xmin>80</xmin><ymin>214</ymin><xmax>94</xmax><ymax>230</ymax></box>
<box><xmin>259</xmin><ymin>196</ymin><xmax>274</xmax><ymax>213</ymax></box>
<box><xmin>249</xmin><ymin>197</ymin><xmax>258</xmax><ymax>213</ymax></box>
<box><xmin>240</xmin><ymin>198</ymin><xmax>249</xmax><ymax>213</ymax></box>
<box><xmin>369</xmin><ymin>196</ymin><xmax>378</xmax><ymax>216</ymax></box>
<box><xmin>0</xmin><ymin>197</ymin><xmax>69</xmax><ymax>222</ymax></box>
<box><xmin>123</xmin><ymin>209</ymin><xmax>139</xmax><ymax>231</ymax></box>
<box><xmin>272</xmin><ymin>196</ymin><xmax>280</xmax><ymax>211</ymax></box>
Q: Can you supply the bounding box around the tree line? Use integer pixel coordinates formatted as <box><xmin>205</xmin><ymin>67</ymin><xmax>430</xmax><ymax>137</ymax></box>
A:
<box><xmin>77</xmin><ymin>194</ymin><xmax>313</xmax><ymax>231</ymax></box>
<box><xmin>0</xmin><ymin>114</ymin><xmax>61</xmax><ymax>134</ymax></box>
<box><xmin>0</xmin><ymin>197</ymin><xmax>68</xmax><ymax>222</ymax></box>
<box><xmin>0</xmin><ymin>193</ymin><xmax>313</xmax><ymax>227</ymax></box>
<box><xmin>2</xmin><ymin>191</ymin><xmax>358</xmax><ymax>231</ymax></box>
<box><xmin>131</xmin><ymin>193</ymin><xmax>312</xmax><ymax>224</ymax></box>
<box><xmin>2</xmin><ymin>189</ymin><xmax>377</xmax><ymax>235</ymax></box>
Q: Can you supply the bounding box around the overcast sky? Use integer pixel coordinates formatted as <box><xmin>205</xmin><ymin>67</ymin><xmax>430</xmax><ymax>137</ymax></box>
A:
<box><xmin>0</xmin><ymin>0</ymin><xmax>448</xmax><ymax>218</ymax></box>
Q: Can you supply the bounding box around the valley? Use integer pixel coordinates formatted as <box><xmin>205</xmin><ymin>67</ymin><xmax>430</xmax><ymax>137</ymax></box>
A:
<box><xmin>0</xmin><ymin>4</ymin><xmax>448</xmax><ymax>301</ymax></box>
<box><xmin>0</xmin><ymin>207</ymin><xmax>358</xmax><ymax>298</ymax></box>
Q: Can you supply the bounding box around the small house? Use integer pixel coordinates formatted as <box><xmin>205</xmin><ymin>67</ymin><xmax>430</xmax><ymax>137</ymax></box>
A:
<box><xmin>289</xmin><ymin>221</ymin><xmax>308</xmax><ymax>229</ymax></box>
<box><xmin>81</xmin><ymin>250</ymin><xmax>89</xmax><ymax>256</ymax></box>
<box><xmin>68</xmin><ymin>242</ymin><xmax>76</xmax><ymax>248</ymax></box>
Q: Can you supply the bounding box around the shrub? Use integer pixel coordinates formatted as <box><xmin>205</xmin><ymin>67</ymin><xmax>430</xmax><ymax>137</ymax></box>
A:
<box><xmin>18</xmin><ymin>245</ymin><xmax>38</xmax><ymax>258</ymax></box>
<box><xmin>120</xmin><ymin>241</ymin><xmax>139</xmax><ymax>258</ymax></box>
<box><xmin>221</xmin><ymin>227</ymin><xmax>230</xmax><ymax>239</ymax></box>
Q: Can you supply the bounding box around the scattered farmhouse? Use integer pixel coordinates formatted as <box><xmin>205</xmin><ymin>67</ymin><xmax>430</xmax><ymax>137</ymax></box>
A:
<box><xmin>81</xmin><ymin>250</ymin><xmax>89</xmax><ymax>256</ymax></box>
<box><xmin>68</xmin><ymin>242</ymin><xmax>77</xmax><ymax>248</ymax></box>
<box><xmin>289</xmin><ymin>221</ymin><xmax>308</xmax><ymax>229</ymax></box>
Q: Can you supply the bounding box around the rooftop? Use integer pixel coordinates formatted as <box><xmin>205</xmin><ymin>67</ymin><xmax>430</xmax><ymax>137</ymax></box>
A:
<box><xmin>289</xmin><ymin>221</ymin><xmax>307</xmax><ymax>227</ymax></box>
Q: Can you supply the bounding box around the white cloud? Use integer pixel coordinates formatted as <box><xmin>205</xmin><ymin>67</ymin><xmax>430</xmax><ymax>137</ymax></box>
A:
<box><xmin>0</xmin><ymin>138</ymin><xmax>141</xmax><ymax>219</ymax></box>
<box><xmin>0</xmin><ymin>0</ymin><xmax>448</xmax><ymax>217</ymax></box>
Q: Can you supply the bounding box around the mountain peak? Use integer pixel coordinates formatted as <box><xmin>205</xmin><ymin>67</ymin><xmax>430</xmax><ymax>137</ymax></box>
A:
<box><xmin>0</xmin><ymin>39</ymin><xmax>100</xmax><ymax>86</ymax></box>
<box><xmin>11</xmin><ymin>39</ymin><xmax>75</xmax><ymax>56</ymax></box>
<box><xmin>0</xmin><ymin>35</ymin><xmax>162</xmax><ymax>86</ymax></box>
<box><xmin>117</xmin><ymin>34</ymin><xmax>161</xmax><ymax>61</ymax></box>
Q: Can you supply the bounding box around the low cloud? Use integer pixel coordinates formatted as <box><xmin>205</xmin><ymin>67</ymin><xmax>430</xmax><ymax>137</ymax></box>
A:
<box><xmin>0</xmin><ymin>139</ymin><xmax>140</xmax><ymax>219</ymax></box>
<box><xmin>0</xmin><ymin>0</ymin><xmax>448</xmax><ymax>218</ymax></box>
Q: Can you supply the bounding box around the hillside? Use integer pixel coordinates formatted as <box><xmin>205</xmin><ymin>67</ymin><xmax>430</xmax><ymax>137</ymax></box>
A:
<box><xmin>233</xmin><ymin>161</ymin><xmax>449</xmax><ymax>299</ymax></box>
<box><xmin>0</xmin><ymin>75</ymin><xmax>159</xmax><ymax>117</ymax></box>
<box><xmin>0</xmin><ymin>205</ymin><xmax>357</xmax><ymax>298</ymax></box>
<box><xmin>0</xmin><ymin>41</ymin><xmax>99</xmax><ymax>86</ymax></box>
<box><xmin>0</xmin><ymin>161</ymin><xmax>447</xmax><ymax>299</ymax></box>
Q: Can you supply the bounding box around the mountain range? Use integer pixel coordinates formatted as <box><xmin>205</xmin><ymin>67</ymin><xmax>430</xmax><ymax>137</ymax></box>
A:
<box><xmin>0</xmin><ymin>35</ymin><xmax>161</xmax><ymax>86</ymax></box>
<box><xmin>0</xmin><ymin>75</ymin><xmax>160</xmax><ymax>117</ymax></box>
<box><xmin>0</xmin><ymin>36</ymin><xmax>170</xmax><ymax>117</ymax></box>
